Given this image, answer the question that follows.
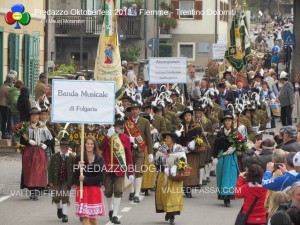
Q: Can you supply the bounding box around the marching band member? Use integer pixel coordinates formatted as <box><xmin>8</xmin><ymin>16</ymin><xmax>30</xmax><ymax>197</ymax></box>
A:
<box><xmin>103</xmin><ymin>114</ymin><xmax>134</xmax><ymax>224</ymax></box>
<box><xmin>125</xmin><ymin>101</ymin><xmax>154</xmax><ymax>203</ymax></box>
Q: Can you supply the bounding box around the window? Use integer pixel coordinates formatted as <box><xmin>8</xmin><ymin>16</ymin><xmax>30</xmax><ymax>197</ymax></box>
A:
<box><xmin>178</xmin><ymin>43</ymin><xmax>195</xmax><ymax>61</ymax></box>
<box><xmin>86</xmin><ymin>0</ymin><xmax>101</xmax><ymax>11</ymax></box>
<box><xmin>179</xmin><ymin>1</ymin><xmax>194</xmax><ymax>19</ymax></box>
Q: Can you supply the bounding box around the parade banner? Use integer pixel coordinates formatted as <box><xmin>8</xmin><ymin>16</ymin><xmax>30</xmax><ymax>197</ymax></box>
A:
<box><xmin>94</xmin><ymin>0</ymin><xmax>124</xmax><ymax>100</ymax></box>
<box><xmin>52</xmin><ymin>80</ymin><xmax>115</xmax><ymax>124</ymax></box>
<box><xmin>224</xmin><ymin>12</ymin><xmax>251</xmax><ymax>73</ymax></box>
<box><xmin>148</xmin><ymin>57</ymin><xmax>187</xmax><ymax>84</ymax></box>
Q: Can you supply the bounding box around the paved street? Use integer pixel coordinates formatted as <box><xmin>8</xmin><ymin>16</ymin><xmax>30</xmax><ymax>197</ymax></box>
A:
<box><xmin>0</xmin><ymin>119</ymin><xmax>288</xmax><ymax>225</ymax></box>
<box><xmin>0</xmin><ymin>154</ymin><xmax>242</xmax><ymax>225</ymax></box>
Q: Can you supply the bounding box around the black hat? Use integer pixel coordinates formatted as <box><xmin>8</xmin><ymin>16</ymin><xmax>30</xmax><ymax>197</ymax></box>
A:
<box><xmin>139</xmin><ymin>112</ymin><xmax>151</xmax><ymax>122</ymax></box>
<box><xmin>60</xmin><ymin>137</ymin><xmax>70</xmax><ymax>146</ymax></box>
<box><xmin>153</xmin><ymin>106</ymin><xmax>163</xmax><ymax>113</ymax></box>
<box><xmin>254</xmin><ymin>73</ymin><xmax>264</xmax><ymax>80</ymax></box>
<box><xmin>114</xmin><ymin>114</ymin><xmax>128</xmax><ymax>125</ymax></box>
<box><xmin>29</xmin><ymin>107</ymin><xmax>40</xmax><ymax>115</ymax></box>
<box><xmin>40</xmin><ymin>105</ymin><xmax>48</xmax><ymax>113</ymax></box>
<box><xmin>221</xmin><ymin>110</ymin><xmax>234</xmax><ymax>122</ymax></box>
<box><xmin>143</xmin><ymin>104</ymin><xmax>152</xmax><ymax>110</ymax></box>
<box><xmin>170</xmin><ymin>89</ymin><xmax>179</xmax><ymax>97</ymax></box>
<box><xmin>121</xmin><ymin>92</ymin><xmax>131</xmax><ymax>101</ymax></box>
<box><xmin>193</xmin><ymin>103</ymin><xmax>205</xmax><ymax>112</ymax></box>
<box><xmin>161</xmin><ymin>132</ymin><xmax>180</xmax><ymax>144</ymax></box>
<box><xmin>126</xmin><ymin>101</ymin><xmax>142</xmax><ymax>112</ymax></box>
<box><xmin>223</xmin><ymin>71</ymin><xmax>232</xmax><ymax>77</ymax></box>
<box><xmin>179</xmin><ymin>107</ymin><xmax>193</xmax><ymax>120</ymax></box>
<box><xmin>218</xmin><ymin>82</ymin><xmax>226</xmax><ymax>88</ymax></box>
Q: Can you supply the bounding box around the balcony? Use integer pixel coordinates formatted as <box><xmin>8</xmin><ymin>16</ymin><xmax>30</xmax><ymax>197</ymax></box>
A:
<box><xmin>54</xmin><ymin>15</ymin><xmax>143</xmax><ymax>39</ymax></box>
<box><xmin>159</xmin><ymin>26</ymin><xmax>172</xmax><ymax>39</ymax></box>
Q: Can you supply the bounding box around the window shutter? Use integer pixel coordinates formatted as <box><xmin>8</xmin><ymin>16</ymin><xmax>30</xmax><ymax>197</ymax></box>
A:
<box><xmin>14</xmin><ymin>34</ymin><xmax>19</xmax><ymax>77</ymax></box>
<box><xmin>23</xmin><ymin>34</ymin><xmax>31</xmax><ymax>90</ymax></box>
<box><xmin>8</xmin><ymin>33</ymin><xmax>16</xmax><ymax>72</ymax></box>
<box><xmin>171</xmin><ymin>0</ymin><xmax>179</xmax><ymax>19</ymax></box>
<box><xmin>194</xmin><ymin>1</ymin><xmax>203</xmax><ymax>20</ymax></box>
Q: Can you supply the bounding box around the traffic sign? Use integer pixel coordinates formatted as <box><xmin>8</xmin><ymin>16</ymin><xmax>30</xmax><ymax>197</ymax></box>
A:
<box><xmin>283</xmin><ymin>34</ymin><xmax>295</xmax><ymax>46</ymax></box>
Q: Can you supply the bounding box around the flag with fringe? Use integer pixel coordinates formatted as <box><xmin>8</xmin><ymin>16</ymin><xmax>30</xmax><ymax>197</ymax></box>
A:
<box><xmin>94</xmin><ymin>0</ymin><xmax>124</xmax><ymax>100</ymax></box>
<box><xmin>224</xmin><ymin>12</ymin><xmax>251</xmax><ymax>73</ymax></box>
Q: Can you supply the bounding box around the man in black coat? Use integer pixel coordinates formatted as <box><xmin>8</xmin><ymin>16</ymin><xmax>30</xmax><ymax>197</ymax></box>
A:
<box><xmin>282</xmin><ymin>126</ymin><xmax>300</xmax><ymax>153</ymax></box>
<box><xmin>242</xmin><ymin>138</ymin><xmax>275</xmax><ymax>172</ymax></box>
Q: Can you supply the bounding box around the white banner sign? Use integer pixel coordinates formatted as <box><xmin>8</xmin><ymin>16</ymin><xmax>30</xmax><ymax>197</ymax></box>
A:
<box><xmin>148</xmin><ymin>57</ymin><xmax>187</xmax><ymax>84</ymax></box>
<box><xmin>52</xmin><ymin>80</ymin><xmax>115</xmax><ymax>124</ymax></box>
<box><xmin>212</xmin><ymin>43</ymin><xmax>227</xmax><ymax>60</ymax></box>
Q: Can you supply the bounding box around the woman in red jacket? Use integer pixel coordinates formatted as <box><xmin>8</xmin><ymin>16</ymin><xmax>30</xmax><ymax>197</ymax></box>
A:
<box><xmin>235</xmin><ymin>164</ymin><xmax>267</xmax><ymax>225</ymax></box>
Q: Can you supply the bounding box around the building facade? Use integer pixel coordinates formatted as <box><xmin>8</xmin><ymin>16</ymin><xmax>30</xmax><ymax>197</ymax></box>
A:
<box><xmin>0</xmin><ymin>0</ymin><xmax>45</xmax><ymax>94</ymax></box>
<box><xmin>159</xmin><ymin>0</ymin><xmax>230</xmax><ymax>66</ymax></box>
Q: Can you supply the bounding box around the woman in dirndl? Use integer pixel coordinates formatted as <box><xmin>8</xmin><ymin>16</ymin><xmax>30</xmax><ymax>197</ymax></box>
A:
<box><xmin>178</xmin><ymin>108</ymin><xmax>202</xmax><ymax>198</ymax></box>
<box><xmin>155</xmin><ymin>132</ymin><xmax>186</xmax><ymax>225</ymax></box>
<box><xmin>213</xmin><ymin>110</ymin><xmax>239</xmax><ymax>207</ymax></box>
<box><xmin>20</xmin><ymin>106</ymin><xmax>53</xmax><ymax>200</ymax></box>
<box><xmin>74</xmin><ymin>136</ymin><xmax>106</xmax><ymax>225</ymax></box>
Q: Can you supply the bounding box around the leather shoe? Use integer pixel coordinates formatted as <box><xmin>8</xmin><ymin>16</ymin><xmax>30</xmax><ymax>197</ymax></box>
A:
<box><xmin>210</xmin><ymin>171</ymin><xmax>216</xmax><ymax>177</ymax></box>
<box><xmin>111</xmin><ymin>216</ymin><xmax>121</xmax><ymax>224</ymax></box>
<box><xmin>57</xmin><ymin>208</ymin><xmax>63</xmax><ymax>219</ymax></box>
<box><xmin>109</xmin><ymin>210</ymin><xmax>113</xmax><ymax>221</ymax></box>
<box><xmin>224</xmin><ymin>200</ymin><xmax>230</xmax><ymax>207</ymax></box>
<box><xmin>129</xmin><ymin>192</ymin><xmax>135</xmax><ymax>201</ymax></box>
<box><xmin>202</xmin><ymin>179</ymin><xmax>207</xmax><ymax>185</ymax></box>
<box><xmin>165</xmin><ymin>213</ymin><xmax>170</xmax><ymax>221</ymax></box>
<box><xmin>133</xmin><ymin>196</ymin><xmax>140</xmax><ymax>203</ymax></box>
<box><xmin>144</xmin><ymin>190</ymin><xmax>149</xmax><ymax>196</ymax></box>
<box><xmin>62</xmin><ymin>214</ymin><xmax>68</xmax><ymax>222</ymax></box>
<box><xmin>169</xmin><ymin>216</ymin><xmax>175</xmax><ymax>225</ymax></box>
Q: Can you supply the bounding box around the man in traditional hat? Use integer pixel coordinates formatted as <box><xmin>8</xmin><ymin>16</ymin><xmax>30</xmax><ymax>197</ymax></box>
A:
<box><xmin>235</xmin><ymin>80</ymin><xmax>248</xmax><ymax>99</ymax></box>
<box><xmin>194</xmin><ymin>103</ymin><xmax>213</xmax><ymax>186</ymax></box>
<box><xmin>278</xmin><ymin>71</ymin><xmax>295</xmax><ymax>126</ymax></box>
<box><xmin>103</xmin><ymin>114</ymin><xmax>134</xmax><ymax>224</ymax></box>
<box><xmin>152</xmin><ymin>106</ymin><xmax>167</xmax><ymax>134</ymax></box>
<box><xmin>208</xmin><ymin>88</ymin><xmax>224</xmax><ymax>122</ymax></box>
<box><xmin>121</xmin><ymin>93</ymin><xmax>132</xmax><ymax>118</ymax></box>
<box><xmin>164</xmin><ymin>99</ymin><xmax>179</xmax><ymax>130</ymax></box>
<box><xmin>125</xmin><ymin>102</ymin><xmax>154</xmax><ymax>203</ymax></box>
<box><xmin>170</xmin><ymin>89</ymin><xmax>185</xmax><ymax>113</ymax></box>
<box><xmin>48</xmin><ymin>138</ymin><xmax>75</xmax><ymax>223</ymax></box>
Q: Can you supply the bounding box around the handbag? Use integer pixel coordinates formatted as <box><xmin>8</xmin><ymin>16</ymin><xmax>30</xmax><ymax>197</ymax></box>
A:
<box><xmin>234</xmin><ymin>197</ymin><xmax>259</xmax><ymax>225</ymax></box>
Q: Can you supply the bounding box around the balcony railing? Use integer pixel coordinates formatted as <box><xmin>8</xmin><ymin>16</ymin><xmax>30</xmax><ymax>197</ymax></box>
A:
<box><xmin>54</xmin><ymin>15</ymin><xmax>142</xmax><ymax>38</ymax></box>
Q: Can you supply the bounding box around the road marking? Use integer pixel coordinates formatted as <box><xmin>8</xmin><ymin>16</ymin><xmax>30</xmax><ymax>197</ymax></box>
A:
<box><xmin>0</xmin><ymin>196</ymin><xmax>10</xmax><ymax>203</ymax></box>
<box><xmin>121</xmin><ymin>207</ymin><xmax>132</xmax><ymax>212</ymax></box>
<box><xmin>105</xmin><ymin>216</ymin><xmax>123</xmax><ymax>225</ymax></box>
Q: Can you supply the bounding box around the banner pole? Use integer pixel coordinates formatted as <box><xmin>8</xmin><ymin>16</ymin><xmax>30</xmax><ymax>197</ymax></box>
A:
<box><xmin>80</xmin><ymin>123</ymin><xmax>84</xmax><ymax>200</ymax></box>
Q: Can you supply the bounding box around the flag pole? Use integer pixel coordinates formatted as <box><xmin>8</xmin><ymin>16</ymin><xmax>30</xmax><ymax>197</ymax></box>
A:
<box><xmin>80</xmin><ymin>123</ymin><xmax>84</xmax><ymax>199</ymax></box>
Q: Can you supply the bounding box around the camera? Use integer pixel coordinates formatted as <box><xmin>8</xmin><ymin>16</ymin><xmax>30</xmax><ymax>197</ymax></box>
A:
<box><xmin>264</xmin><ymin>131</ymin><xmax>275</xmax><ymax>136</ymax></box>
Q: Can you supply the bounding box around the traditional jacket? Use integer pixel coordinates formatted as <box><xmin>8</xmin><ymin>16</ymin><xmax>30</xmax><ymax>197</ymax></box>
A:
<box><xmin>48</xmin><ymin>151</ymin><xmax>75</xmax><ymax>187</ymax></box>
<box><xmin>102</xmin><ymin>133</ymin><xmax>134</xmax><ymax>177</ymax></box>
<box><xmin>152</xmin><ymin>114</ymin><xmax>167</xmax><ymax>134</ymax></box>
